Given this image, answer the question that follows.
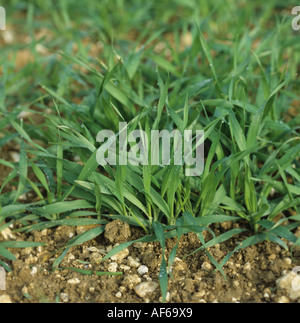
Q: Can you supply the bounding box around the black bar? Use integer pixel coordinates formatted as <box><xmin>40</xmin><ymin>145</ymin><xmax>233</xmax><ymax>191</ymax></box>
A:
<box><xmin>103</xmin><ymin>303</ymin><xmax>197</xmax><ymax>321</ymax></box>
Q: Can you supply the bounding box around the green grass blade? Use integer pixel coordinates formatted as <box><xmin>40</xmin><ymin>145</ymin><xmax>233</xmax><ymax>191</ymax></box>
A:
<box><xmin>13</xmin><ymin>140</ymin><xmax>28</xmax><ymax>203</ymax></box>
<box><xmin>153</xmin><ymin>221</ymin><xmax>168</xmax><ymax>303</ymax></box>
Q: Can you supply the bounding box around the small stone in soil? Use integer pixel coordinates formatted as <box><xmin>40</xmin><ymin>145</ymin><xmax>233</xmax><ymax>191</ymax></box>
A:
<box><xmin>127</xmin><ymin>256</ymin><xmax>140</xmax><ymax>268</ymax></box>
<box><xmin>172</xmin><ymin>257</ymin><xmax>187</xmax><ymax>272</ymax></box>
<box><xmin>201</xmin><ymin>262</ymin><xmax>213</xmax><ymax>272</ymax></box>
<box><xmin>115</xmin><ymin>292</ymin><xmax>122</xmax><ymax>298</ymax></box>
<box><xmin>137</xmin><ymin>265</ymin><xmax>149</xmax><ymax>276</ymax></box>
<box><xmin>134</xmin><ymin>282</ymin><xmax>158</xmax><ymax>298</ymax></box>
<box><xmin>107</xmin><ymin>262</ymin><xmax>118</xmax><ymax>273</ymax></box>
<box><xmin>276</xmin><ymin>296</ymin><xmax>290</xmax><ymax>303</ymax></box>
<box><xmin>104</xmin><ymin>220</ymin><xmax>131</xmax><ymax>244</ymax></box>
<box><xmin>243</xmin><ymin>262</ymin><xmax>251</xmax><ymax>272</ymax></box>
<box><xmin>110</xmin><ymin>247</ymin><xmax>129</xmax><ymax>263</ymax></box>
<box><xmin>120</xmin><ymin>265</ymin><xmax>131</xmax><ymax>271</ymax></box>
<box><xmin>122</xmin><ymin>275</ymin><xmax>141</xmax><ymax>290</ymax></box>
<box><xmin>0</xmin><ymin>227</ymin><xmax>16</xmax><ymax>240</ymax></box>
<box><xmin>67</xmin><ymin>278</ymin><xmax>81</xmax><ymax>285</ymax></box>
<box><xmin>0</xmin><ymin>294</ymin><xmax>12</xmax><ymax>303</ymax></box>
<box><xmin>276</xmin><ymin>270</ymin><xmax>300</xmax><ymax>300</ymax></box>
<box><xmin>30</xmin><ymin>267</ymin><xmax>38</xmax><ymax>276</ymax></box>
<box><xmin>60</xmin><ymin>293</ymin><xmax>70</xmax><ymax>303</ymax></box>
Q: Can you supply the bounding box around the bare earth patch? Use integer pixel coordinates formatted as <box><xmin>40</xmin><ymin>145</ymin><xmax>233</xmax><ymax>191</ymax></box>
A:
<box><xmin>1</xmin><ymin>220</ymin><xmax>299</xmax><ymax>303</ymax></box>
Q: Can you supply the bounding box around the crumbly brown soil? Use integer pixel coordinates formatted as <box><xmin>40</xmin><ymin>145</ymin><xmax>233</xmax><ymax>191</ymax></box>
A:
<box><xmin>1</xmin><ymin>219</ymin><xmax>300</xmax><ymax>303</ymax></box>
